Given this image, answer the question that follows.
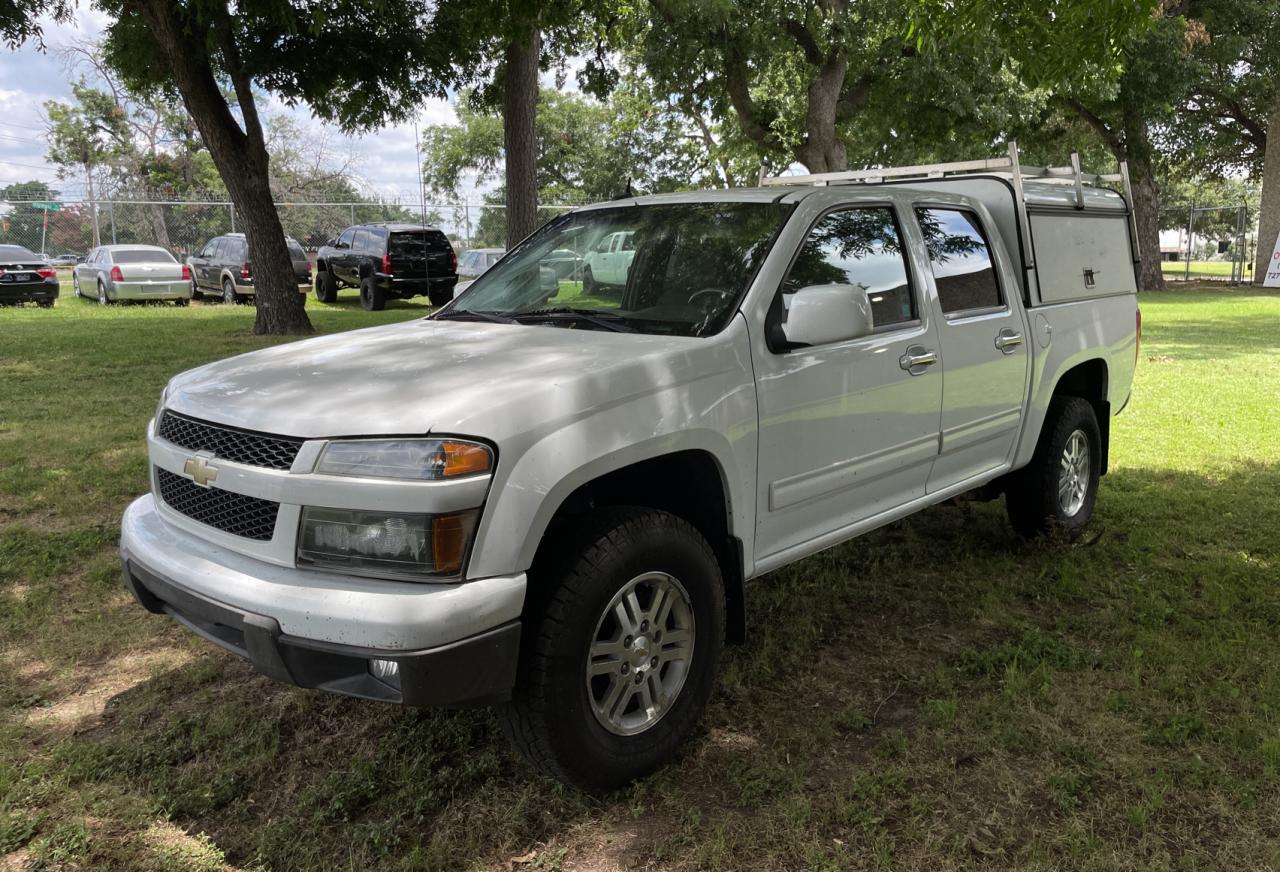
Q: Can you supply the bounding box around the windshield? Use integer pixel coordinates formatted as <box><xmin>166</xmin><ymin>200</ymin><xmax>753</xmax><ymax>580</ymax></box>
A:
<box><xmin>441</xmin><ymin>202</ymin><xmax>793</xmax><ymax>337</ymax></box>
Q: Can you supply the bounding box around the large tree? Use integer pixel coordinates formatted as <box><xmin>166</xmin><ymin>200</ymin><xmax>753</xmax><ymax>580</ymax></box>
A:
<box><xmin>1172</xmin><ymin>0</ymin><xmax>1280</xmax><ymax>283</ymax></box>
<box><xmin>96</xmin><ymin>0</ymin><xmax>457</xmax><ymax>335</ymax></box>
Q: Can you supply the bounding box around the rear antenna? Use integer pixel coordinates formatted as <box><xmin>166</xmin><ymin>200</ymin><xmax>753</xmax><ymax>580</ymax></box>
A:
<box><xmin>414</xmin><ymin>119</ymin><xmax>430</xmax><ymax>284</ymax></box>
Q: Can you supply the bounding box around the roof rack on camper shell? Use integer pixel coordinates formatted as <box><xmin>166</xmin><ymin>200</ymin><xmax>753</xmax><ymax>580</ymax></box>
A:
<box><xmin>760</xmin><ymin>141</ymin><xmax>1141</xmax><ymax>298</ymax></box>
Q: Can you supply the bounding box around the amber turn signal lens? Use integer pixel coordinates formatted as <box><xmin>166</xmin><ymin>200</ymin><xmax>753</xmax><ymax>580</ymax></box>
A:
<box><xmin>431</xmin><ymin>511</ymin><xmax>479</xmax><ymax>574</ymax></box>
<box><xmin>440</xmin><ymin>441</ymin><xmax>493</xmax><ymax>478</ymax></box>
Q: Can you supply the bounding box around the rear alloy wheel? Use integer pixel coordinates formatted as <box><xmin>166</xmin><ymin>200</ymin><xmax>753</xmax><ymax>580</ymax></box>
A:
<box><xmin>222</xmin><ymin>279</ymin><xmax>237</xmax><ymax>305</ymax></box>
<box><xmin>359</xmin><ymin>276</ymin><xmax>386</xmax><ymax>311</ymax></box>
<box><xmin>1006</xmin><ymin>395</ymin><xmax>1101</xmax><ymax>539</ymax></box>
<box><xmin>500</xmin><ymin>508</ymin><xmax>725</xmax><ymax>791</ymax></box>
<box><xmin>97</xmin><ymin>281</ymin><xmax>111</xmax><ymax>306</ymax></box>
<box><xmin>73</xmin><ymin>276</ymin><xmax>81</xmax><ymax>297</ymax></box>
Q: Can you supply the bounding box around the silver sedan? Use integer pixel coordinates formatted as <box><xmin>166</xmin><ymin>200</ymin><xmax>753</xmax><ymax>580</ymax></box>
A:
<box><xmin>73</xmin><ymin>244</ymin><xmax>193</xmax><ymax>305</ymax></box>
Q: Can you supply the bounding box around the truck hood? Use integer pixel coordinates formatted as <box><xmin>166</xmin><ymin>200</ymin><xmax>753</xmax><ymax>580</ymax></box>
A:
<box><xmin>164</xmin><ymin>318</ymin><xmax>718</xmax><ymax>440</ymax></box>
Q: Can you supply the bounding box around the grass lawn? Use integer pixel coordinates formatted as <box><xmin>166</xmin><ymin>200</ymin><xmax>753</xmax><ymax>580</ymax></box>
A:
<box><xmin>1159</xmin><ymin>260</ymin><xmax>1240</xmax><ymax>279</ymax></box>
<box><xmin>2</xmin><ymin>284</ymin><xmax>1279</xmax><ymax>870</ymax></box>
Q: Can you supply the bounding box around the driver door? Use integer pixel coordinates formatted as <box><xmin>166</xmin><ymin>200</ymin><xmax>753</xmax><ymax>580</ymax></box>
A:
<box><xmin>752</xmin><ymin>204</ymin><xmax>943</xmax><ymax>561</ymax></box>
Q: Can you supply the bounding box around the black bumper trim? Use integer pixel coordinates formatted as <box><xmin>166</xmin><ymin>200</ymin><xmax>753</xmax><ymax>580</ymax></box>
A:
<box><xmin>121</xmin><ymin>557</ymin><xmax>520</xmax><ymax>708</ymax></box>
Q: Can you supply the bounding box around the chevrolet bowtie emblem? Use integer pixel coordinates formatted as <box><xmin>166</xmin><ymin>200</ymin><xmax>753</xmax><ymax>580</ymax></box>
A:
<box><xmin>183</xmin><ymin>455</ymin><xmax>219</xmax><ymax>487</ymax></box>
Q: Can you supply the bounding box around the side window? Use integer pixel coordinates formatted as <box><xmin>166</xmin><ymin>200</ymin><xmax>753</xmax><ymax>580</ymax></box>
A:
<box><xmin>353</xmin><ymin>229</ymin><xmax>373</xmax><ymax>252</ymax></box>
<box><xmin>914</xmin><ymin>208</ymin><xmax>1002</xmax><ymax>314</ymax></box>
<box><xmin>210</xmin><ymin>239</ymin><xmax>226</xmax><ymax>261</ymax></box>
<box><xmin>336</xmin><ymin>228</ymin><xmax>356</xmax><ymax>250</ymax></box>
<box><xmin>198</xmin><ymin>241</ymin><xmax>215</xmax><ymax>259</ymax></box>
<box><xmin>619</xmin><ymin>232</ymin><xmax>635</xmax><ymax>252</ymax></box>
<box><xmin>781</xmin><ymin>207</ymin><xmax>916</xmax><ymax>330</ymax></box>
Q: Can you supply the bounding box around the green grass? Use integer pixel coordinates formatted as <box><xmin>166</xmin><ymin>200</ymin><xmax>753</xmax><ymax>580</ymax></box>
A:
<box><xmin>1160</xmin><ymin>260</ymin><xmax>1239</xmax><ymax>278</ymax></box>
<box><xmin>2</xmin><ymin>285</ymin><xmax>1280</xmax><ymax>870</ymax></box>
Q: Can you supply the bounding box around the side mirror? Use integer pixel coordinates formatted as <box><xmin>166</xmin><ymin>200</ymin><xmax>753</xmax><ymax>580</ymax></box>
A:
<box><xmin>781</xmin><ymin>284</ymin><xmax>875</xmax><ymax>348</ymax></box>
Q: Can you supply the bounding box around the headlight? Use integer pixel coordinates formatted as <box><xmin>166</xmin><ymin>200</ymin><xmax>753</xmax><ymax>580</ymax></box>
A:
<box><xmin>155</xmin><ymin>383</ymin><xmax>170</xmax><ymax>422</ymax></box>
<box><xmin>315</xmin><ymin>438</ymin><xmax>493</xmax><ymax>480</ymax></box>
<box><xmin>297</xmin><ymin>507</ymin><xmax>480</xmax><ymax>580</ymax></box>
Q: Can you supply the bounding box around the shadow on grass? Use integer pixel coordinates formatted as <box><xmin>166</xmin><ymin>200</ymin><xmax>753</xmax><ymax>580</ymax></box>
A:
<box><xmin>13</xmin><ymin>461</ymin><xmax>1280</xmax><ymax>869</ymax></box>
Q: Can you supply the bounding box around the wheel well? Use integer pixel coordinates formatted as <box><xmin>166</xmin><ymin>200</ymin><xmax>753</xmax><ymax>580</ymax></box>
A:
<box><xmin>532</xmin><ymin>450</ymin><xmax>747</xmax><ymax>644</ymax></box>
<box><xmin>1052</xmin><ymin>358</ymin><xmax>1111</xmax><ymax>474</ymax></box>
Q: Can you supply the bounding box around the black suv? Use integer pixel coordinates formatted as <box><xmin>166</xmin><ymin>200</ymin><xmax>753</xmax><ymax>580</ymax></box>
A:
<box><xmin>315</xmin><ymin>223</ymin><xmax>458</xmax><ymax>310</ymax></box>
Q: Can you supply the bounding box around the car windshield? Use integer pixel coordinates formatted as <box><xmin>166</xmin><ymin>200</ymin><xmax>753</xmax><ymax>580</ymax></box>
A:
<box><xmin>113</xmin><ymin>249</ymin><xmax>175</xmax><ymax>264</ymax></box>
<box><xmin>440</xmin><ymin>202</ymin><xmax>793</xmax><ymax>337</ymax></box>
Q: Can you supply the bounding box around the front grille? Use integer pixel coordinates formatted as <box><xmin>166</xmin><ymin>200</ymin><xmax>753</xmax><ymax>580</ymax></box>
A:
<box><xmin>158</xmin><ymin>410</ymin><xmax>303</xmax><ymax>471</ymax></box>
<box><xmin>155</xmin><ymin>467</ymin><xmax>280</xmax><ymax>541</ymax></box>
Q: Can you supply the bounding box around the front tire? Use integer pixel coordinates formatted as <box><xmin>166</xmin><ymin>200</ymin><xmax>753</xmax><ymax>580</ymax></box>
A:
<box><xmin>316</xmin><ymin>268</ymin><xmax>338</xmax><ymax>303</ymax></box>
<box><xmin>359</xmin><ymin>276</ymin><xmax>386</xmax><ymax>311</ymax></box>
<box><xmin>500</xmin><ymin>508</ymin><xmax>725</xmax><ymax>791</ymax></box>
<box><xmin>1006</xmin><ymin>396</ymin><xmax>1101</xmax><ymax>539</ymax></box>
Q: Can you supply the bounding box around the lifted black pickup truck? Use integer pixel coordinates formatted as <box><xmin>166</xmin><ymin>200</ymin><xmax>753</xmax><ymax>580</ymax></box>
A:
<box><xmin>314</xmin><ymin>223</ymin><xmax>458</xmax><ymax>310</ymax></box>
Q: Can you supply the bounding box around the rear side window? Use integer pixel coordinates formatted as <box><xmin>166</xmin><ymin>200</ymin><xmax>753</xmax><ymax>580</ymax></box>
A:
<box><xmin>353</xmin><ymin>229</ymin><xmax>374</xmax><ymax>252</ymax></box>
<box><xmin>914</xmin><ymin>208</ymin><xmax>1002</xmax><ymax>314</ymax></box>
<box><xmin>781</xmin><ymin>207</ymin><xmax>916</xmax><ymax>329</ymax></box>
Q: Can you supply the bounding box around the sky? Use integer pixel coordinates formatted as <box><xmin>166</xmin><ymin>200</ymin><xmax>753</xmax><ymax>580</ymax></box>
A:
<box><xmin>0</xmin><ymin>8</ymin><xmax>482</xmax><ymax>206</ymax></box>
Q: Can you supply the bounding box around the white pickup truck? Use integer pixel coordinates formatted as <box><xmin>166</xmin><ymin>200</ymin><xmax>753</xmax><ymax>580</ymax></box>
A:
<box><xmin>120</xmin><ymin>148</ymin><xmax>1139</xmax><ymax>790</ymax></box>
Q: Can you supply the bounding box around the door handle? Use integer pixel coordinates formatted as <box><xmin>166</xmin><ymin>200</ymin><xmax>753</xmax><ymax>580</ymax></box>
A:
<box><xmin>899</xmin><ymin>346</ymin><xmax>938</xmax><ymax>374</ymax></box>
<box><xmin>994</xmin><ymin>329</ymin><xmax>1024</xmax><ymax>354</ymax></box>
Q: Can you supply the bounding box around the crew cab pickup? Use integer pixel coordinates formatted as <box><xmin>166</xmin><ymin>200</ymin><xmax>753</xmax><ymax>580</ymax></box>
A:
<box><xmin>120</xmin><ymin>148</ymin><xmax>1139</xmax><ymax>790</ymax></box>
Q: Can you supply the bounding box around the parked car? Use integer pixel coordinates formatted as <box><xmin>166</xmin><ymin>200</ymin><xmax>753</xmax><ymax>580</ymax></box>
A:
<box><xmin>188</xmin><ymin>233</ymin><xmax>311</xmax><ymax>304</ymax></box>
<box><xmin>73</xmin><ymin>245</ymin><xmax>191</xmax><ymax>305</ymax></box>
<box><xmin>0</xmin><ymin>244</ymin><xmax>59</xmax><ymax>307</ymax></box>
<box><xmin>315</xmin><ymin>223</ymin><xmax>457</xmax><ymax>310</ymax></box>
<box><xmin>52</xmin><ymin>253</ymin><xmax>81</xmax><ymax>266</ymax></box>
<box><xmin>581</xmin><ymin>229</ymin><xmax>635</xmax><ymax>293</ymax></box>
<box><xmin>121</xmin><ymin>149</ymin><xmax>1140</xmax><ymax>790</ymax></box>
<box><xmin>458</xmin><ymin>247</ymin><xmax>505</xmax><ymax>280</ymax></box>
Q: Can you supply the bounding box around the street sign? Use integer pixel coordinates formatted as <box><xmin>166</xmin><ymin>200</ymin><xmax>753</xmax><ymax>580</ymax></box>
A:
<box><xmin>30</xmin><ymin>201</ymin><xmax>62</xmax><ymax>212</ymax></box>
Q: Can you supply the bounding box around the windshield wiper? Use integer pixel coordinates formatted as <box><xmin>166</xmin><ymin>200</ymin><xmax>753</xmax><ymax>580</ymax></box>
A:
<box><xmin>511</xmin><ymin>307</ymin><xmax>636</xmax><ymax>333</ymax></box>
<box><xmin>432</xmin><ymin>308</ymin><xmax>517</xmax><ymax>324</ymax></box>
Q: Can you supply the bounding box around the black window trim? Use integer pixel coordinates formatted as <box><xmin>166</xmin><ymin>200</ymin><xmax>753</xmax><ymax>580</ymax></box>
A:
<box><xmin>912</xmin><ymin>203</ymin><xmax>1008</xmax><ymax>320</ymax></box>
<box><xmin>767</xmin><ymin>200</ymin><xmax>924</xmax><ymax>355</ymax></box>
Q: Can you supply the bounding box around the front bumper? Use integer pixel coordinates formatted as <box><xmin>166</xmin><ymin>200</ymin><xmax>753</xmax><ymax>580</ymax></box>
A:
<box><xmin>120</xmin><ymin>494</ymin><xmax>525</xmax><ymax>707</ymax></box>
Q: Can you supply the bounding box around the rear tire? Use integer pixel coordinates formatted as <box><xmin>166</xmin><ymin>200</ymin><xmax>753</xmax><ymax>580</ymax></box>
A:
<box><xmin>359</xmin><ymin>276</ymin><xmax>386</xmax><ymax>311</ymax></box>
<box><xmin>428</xmin><ymin>285</ymin><xmax>454</xmax><ymax>308</ymax></box>
<box><xmin>175</xmin><ymin>298</ymin><xmax>189</xmax><ymax>307</ymax></box>
<box><xmin>500</xmin><ymin>508</ymin><xmax>725</xmax><ymax>791</ymax></box>
<box><xmin>1005</xmin><ymin>396</ymin><xmax>1101</xmax><ymax>539</ymax></box>
<box><xmin>97</xmin><ymin>281</ymin><xmax>111</xmax><ymax>306</ymax></box>
<box><xmin>316</xmin><ymin>268</ymin><xmax>338</xmax><ymax>303</ymax></box>
<box><xmin>582</xmin><ymin>265</ymin><xmax>597</xmax><ymax>296</ymax></box>
<box><xmin>222</xmin><ymin>279</ymin><xmax>238</xmax><ymax>305</ymax></box>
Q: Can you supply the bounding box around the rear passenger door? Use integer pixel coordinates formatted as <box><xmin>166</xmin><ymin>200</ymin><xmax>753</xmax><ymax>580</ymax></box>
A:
<box><xmin>914</xmin><ymin>207</ymin><xmax>1030</xmax><ymax>493</ymax></box>
<box><xmin>333</xmin><ymin>228</ymin><xmax>357</xmax><ymax>282</ymax></box>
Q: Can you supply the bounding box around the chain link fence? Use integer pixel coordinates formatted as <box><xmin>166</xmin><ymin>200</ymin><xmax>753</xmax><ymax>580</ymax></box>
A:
<box><xmin>1158</xmin><ymin>203</ymin><xmax>1257</xmax><ymax>284</ymax></box>
<box><xmin>0</xmin><ymin>197</ymin><xmax>578</xmax><ymax>261</ymax></box>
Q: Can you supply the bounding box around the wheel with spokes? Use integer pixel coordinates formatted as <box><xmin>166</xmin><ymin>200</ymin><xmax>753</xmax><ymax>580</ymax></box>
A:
<box><xmin>500</xmin><ymin>508</ymin><xmax>725</xmax><ymax>790</ymax></box>
<box><xmin>1006</xmin><ymin>395</ymin><xmax>1101</xmax><ymax>538</ymax></box>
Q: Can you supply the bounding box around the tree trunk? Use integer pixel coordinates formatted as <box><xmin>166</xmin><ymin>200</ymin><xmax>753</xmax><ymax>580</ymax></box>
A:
<box><xmin>503</xmin><ymin>29</ymin><xmax>540</xmax><ymax>249</ymax></box>
<box><xmin>1128</xmin><ymin>156</ymin><xmax>1166</xmax><ymax>292</ymax></box>
<box><xmin>794</xmin><ymin>58</ymin><xmax>849</xmax><ymax>174</ymax></box>
<box><xmin>1254</xmin><ymin>100</ymin><xmax>1280</xmax><ymax>284</ymax></box>
<box><xmin>1119</xmin><ymin>108</ymin><xmax>1166</xmax><ymax>292</ymax></box>
<box><xmin>148</xmin><ymin>203</ymin><xmax>170</xmax><ymax>250</ymax></box>
<box><xmin>129</xmin><ymin>0</ymin><xmax>311</xmax><ymax>336</ymax></box>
